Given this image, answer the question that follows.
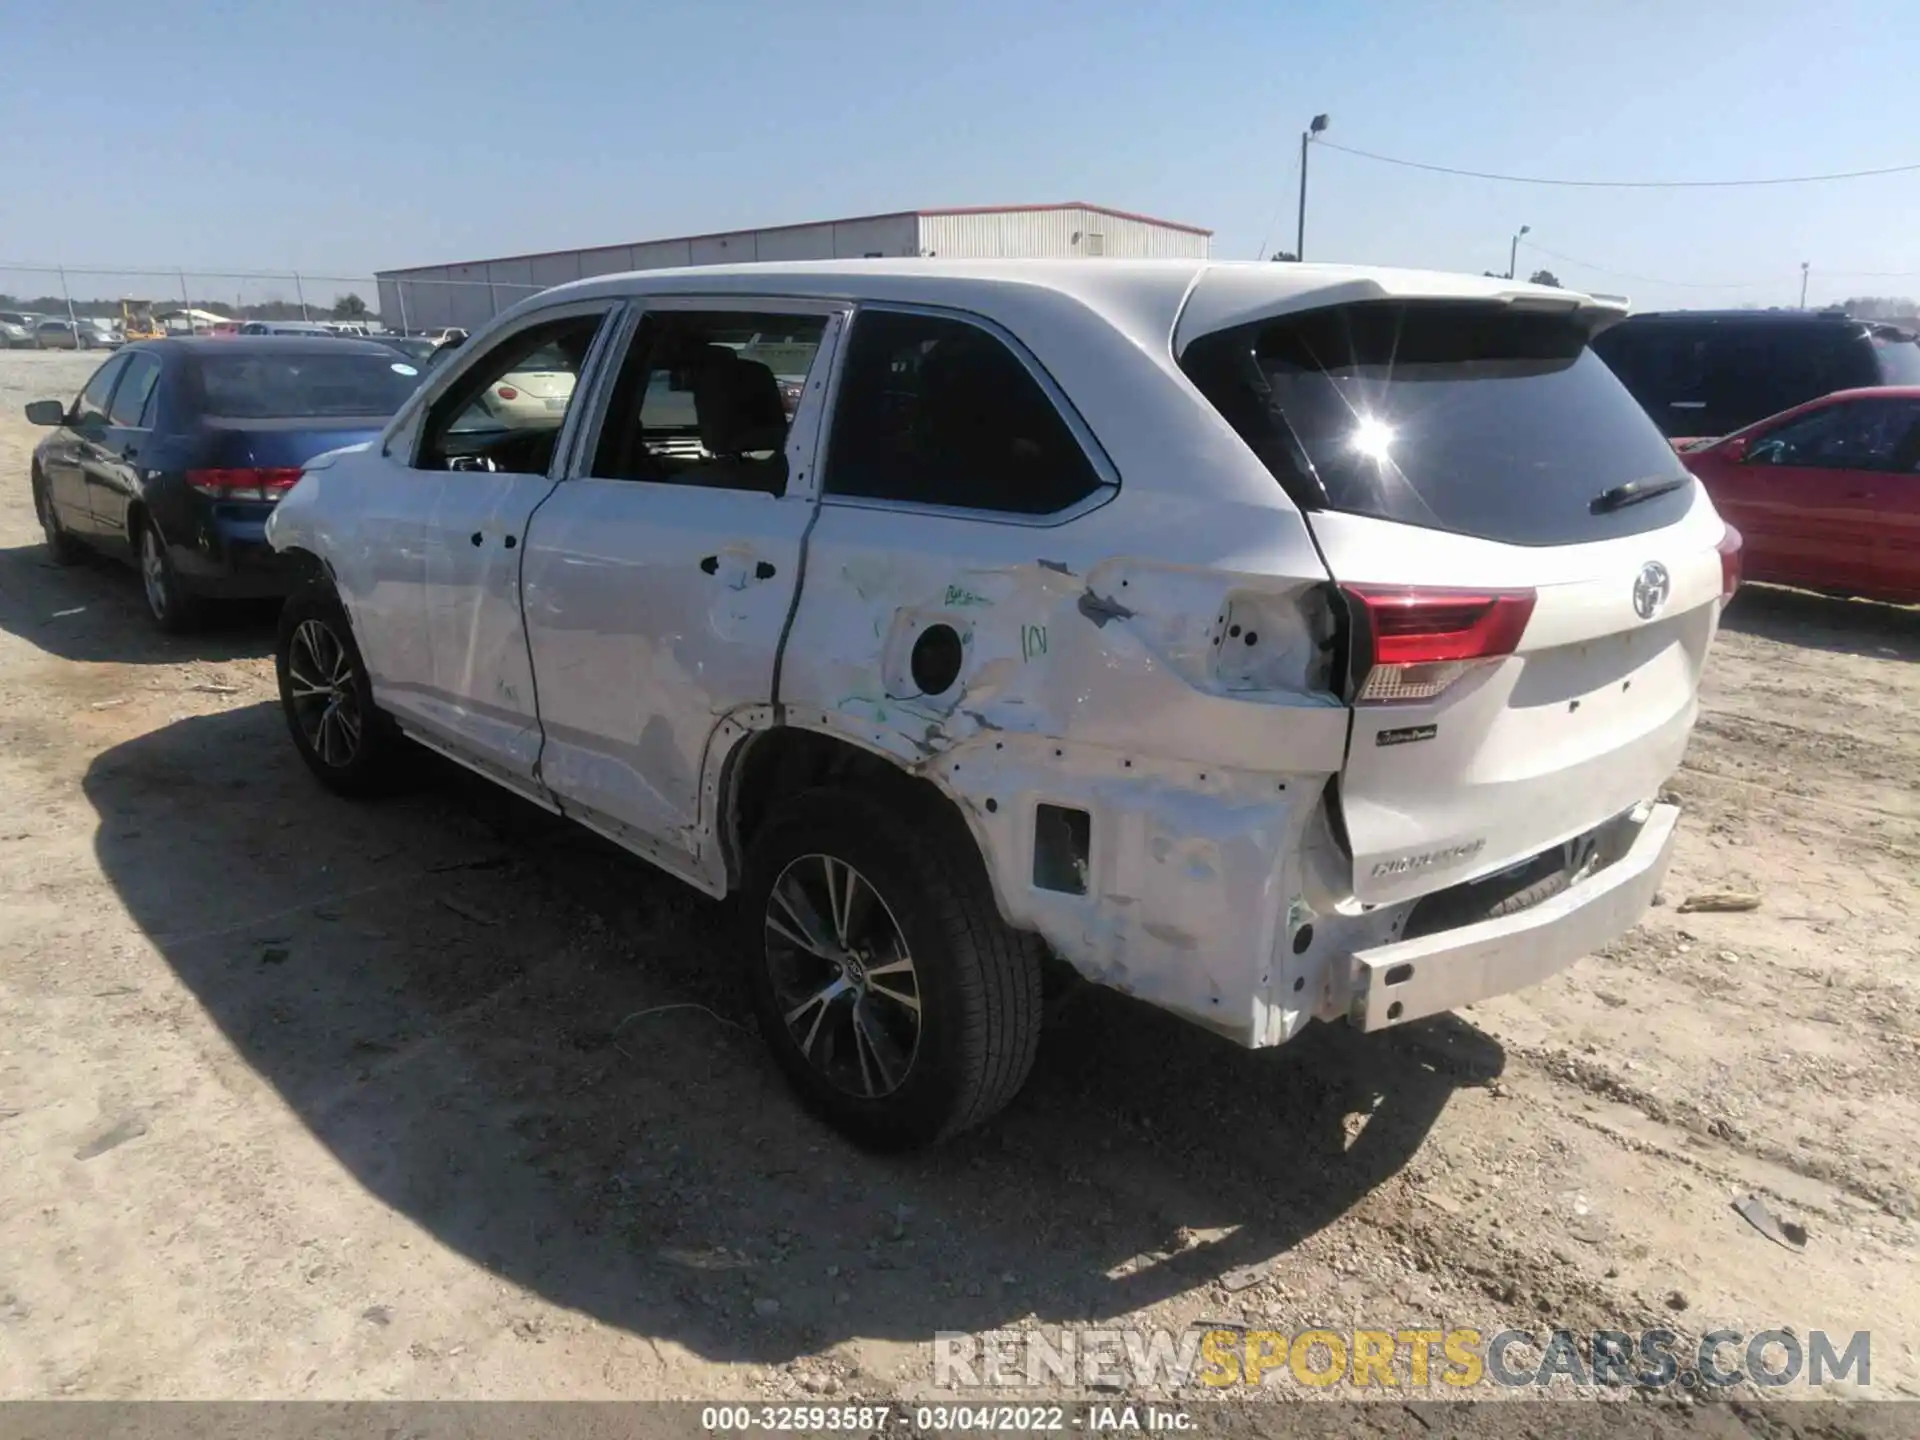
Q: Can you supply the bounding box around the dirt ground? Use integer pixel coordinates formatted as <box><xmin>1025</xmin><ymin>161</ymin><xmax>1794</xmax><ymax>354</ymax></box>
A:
<box><xmin>1</xmin><ymin>347</ymin><xmax>1917</xmax><ymax>1425</ymax></box>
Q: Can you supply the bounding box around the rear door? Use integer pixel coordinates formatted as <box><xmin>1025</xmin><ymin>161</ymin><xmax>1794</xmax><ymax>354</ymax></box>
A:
<box><xmin>519</xmin><ymin>299</ymin><xmax>842</xmax><ymax>856</ymax></box>
<box><xmin>1181</xmin><ymin>296</ymin><xmax>1734</xmax><ymax>906</ymax></box>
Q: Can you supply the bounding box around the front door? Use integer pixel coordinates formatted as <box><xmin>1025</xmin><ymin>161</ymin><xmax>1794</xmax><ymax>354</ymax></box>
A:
<box><xmin>1735</xmin><ymin>397</ymin><xmax>1908</xmax><ymax>589</ymax></box>
<box><xmin>87</xmin><ymin>349</ymin><xmax>164</xmax><ymax>554</ymax></box>
<box><xmin>395</xmin><ymin>305</ymin><xmax>620</xmax><ymax>790</ymax></box>
<box><xmin>47</xmin><ymin>354</ymin><xmax>129</xmax><ymax>535</ymax></box>
<box><xmin>519</xmin><ymin>301</ymin><xmax>843</xmax><ymax>857</ymax></box>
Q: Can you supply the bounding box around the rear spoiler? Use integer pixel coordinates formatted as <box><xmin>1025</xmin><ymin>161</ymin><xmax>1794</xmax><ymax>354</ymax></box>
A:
<box><xmin>1174</xmin><ymin>269</ymin><xmax>1632</xmax><ymax>353</ymax></box>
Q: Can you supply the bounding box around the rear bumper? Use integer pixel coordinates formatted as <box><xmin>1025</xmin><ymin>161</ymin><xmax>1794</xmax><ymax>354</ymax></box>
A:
<box><xmin>1347</xmin><ymin>801</ymin><xmax>1679</xmax><ymax>1032</ymax></box>
<box><xmin>170</xmin><ymin>509</ymin><xmax>300</xmax><ymax>599</ymax></box>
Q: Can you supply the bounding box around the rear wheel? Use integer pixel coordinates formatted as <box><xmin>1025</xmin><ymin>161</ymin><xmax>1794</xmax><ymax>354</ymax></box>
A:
<box><xmin>32</xmin><ymin>469</ymin><xmax>84</xmax><ymax>566</ymax></box>
<box><xmin>741</xmin><ymin>787</ymin><xmax>1044</xmax><ymax>1149</ymax></box>
<box><xmin>138</xmin><ymin>519</ymin><xmax>200</xmax><ymax>632</ymax></box>
<box><xmin>276</xmin><ymin>585</ymin><xmax>408</xmax><ymax>796</ymax></box>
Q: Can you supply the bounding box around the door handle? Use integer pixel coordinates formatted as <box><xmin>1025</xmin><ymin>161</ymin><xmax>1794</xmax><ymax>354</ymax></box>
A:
<box><xmin>699</xmin><ymin>555</ymin><xmax>777</xmax><ymax>580</ymax></box>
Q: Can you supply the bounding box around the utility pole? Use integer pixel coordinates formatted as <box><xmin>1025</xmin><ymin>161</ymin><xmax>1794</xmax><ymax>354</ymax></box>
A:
<box><xmin>1295</xmin><ymin>113</ymin><xmax>1329</xmax><ymax>261</ymax></box>
<box><xmin>1799</xmin><ymin>261</ymin><xmax>1810</xmax><ymax>310</ymax></box>
<box><xmin>1508</xmin><ymin>225</ymin><xmax>1530</xmax><ymax>279</ymax></box>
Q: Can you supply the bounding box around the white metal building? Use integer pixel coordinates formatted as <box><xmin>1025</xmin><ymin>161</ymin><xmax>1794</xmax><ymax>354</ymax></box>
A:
<box><xmin>375</xmin><ymin>202</ymin><xmax>1212</xmax><ymax>332</ymax></box>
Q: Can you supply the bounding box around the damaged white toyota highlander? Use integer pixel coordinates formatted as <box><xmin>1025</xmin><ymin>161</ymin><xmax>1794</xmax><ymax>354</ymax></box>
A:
<box><xmin>266</xmin><ymin>259</ymin><xmax>1740</xmax><ymax>1147</ymax></box>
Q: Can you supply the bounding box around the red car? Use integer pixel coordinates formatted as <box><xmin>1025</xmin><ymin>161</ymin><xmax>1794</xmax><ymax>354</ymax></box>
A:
<box><xmin>1679</xmin><ymin>386</ymin><xmax>1920</xmax><ymax>605</ymax></box>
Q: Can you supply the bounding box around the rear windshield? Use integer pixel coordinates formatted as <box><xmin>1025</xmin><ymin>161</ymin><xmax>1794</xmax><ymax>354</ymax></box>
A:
<box><xmin>194</xmin><ymin>351</ymin><xmax>420</xmax><ymax>418</ymax></box>
<box><xmin>1181</xmin><ymin>301</ymin><xmax>1693</xmax><ymax>547</ymax></box>
<box><xmin>1589</xmin><ymin>319</ymin><xmax>1900</xmax><ymax>438</ymax></box>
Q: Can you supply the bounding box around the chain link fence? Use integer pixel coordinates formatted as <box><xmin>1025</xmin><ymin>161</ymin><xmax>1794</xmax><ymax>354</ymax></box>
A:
<box><xmin>0</xmin><ymin>263</ymin><xmax>548</xmax><ymax>337</ymax></box>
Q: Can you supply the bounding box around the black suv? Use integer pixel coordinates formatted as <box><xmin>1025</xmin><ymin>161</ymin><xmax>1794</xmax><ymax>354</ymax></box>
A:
<box><xmin>1591</xmin><ymin>309</ymin><xmax>1920</xmax><ymax>443</ymax></box>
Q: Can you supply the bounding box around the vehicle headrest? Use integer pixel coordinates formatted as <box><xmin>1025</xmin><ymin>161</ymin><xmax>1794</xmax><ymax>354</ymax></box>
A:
<box><xmin>694</xmin><ymin>351</ymin><xmax>788</xmax><ymax>455</ymax></box>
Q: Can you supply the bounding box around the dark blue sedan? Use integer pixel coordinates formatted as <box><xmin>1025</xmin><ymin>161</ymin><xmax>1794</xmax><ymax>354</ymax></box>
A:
<box><xmin>25</xmin><ymin>337</ymin><xmax>425</xmax><ymax>631</ymax></box>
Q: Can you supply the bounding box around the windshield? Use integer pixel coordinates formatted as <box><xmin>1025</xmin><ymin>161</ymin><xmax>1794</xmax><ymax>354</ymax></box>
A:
<box><xmin>1181</xmin><ymin>301</ymin><xmax>1695</xmax><ymax>546</ymax></box>
<box><xmin>194</xmin><ymin>352</ymin><xmax>421</xmax><ymax>418</ymax></box>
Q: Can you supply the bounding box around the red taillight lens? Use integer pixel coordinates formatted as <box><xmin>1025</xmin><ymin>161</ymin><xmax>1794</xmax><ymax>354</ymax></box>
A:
<box><xmin>496</xmin><ymin>385</ymin><xmax>519</xmax><ymax>401</ymax></box>
<box><xmin>1717</xmin><ymin>524</ymin><xmax>1742</xmax><ymax>601</ymax></box>
<box><xmin>1342</xmin><ymin>584</ymin><xmax>1537</xmax><ymax>704</ymax></box>
<box><xmin>186</xmin><ymin>467</ymin><xmax>304</xmax><ymax>501</ymax></box>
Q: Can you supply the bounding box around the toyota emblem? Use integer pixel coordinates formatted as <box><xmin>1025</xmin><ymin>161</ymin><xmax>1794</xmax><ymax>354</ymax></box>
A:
<box><xmin>1632</xmin><ymin>561</ymin><xmax>1671</xmax><ymax>621</ymax></box>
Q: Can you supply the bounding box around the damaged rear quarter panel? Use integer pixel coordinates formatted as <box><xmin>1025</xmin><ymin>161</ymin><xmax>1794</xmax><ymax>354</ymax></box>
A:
<box><xmin>777</xmin><ymin>495</ymin><xmax>1354</xmax><ymax>1045</ymax></box>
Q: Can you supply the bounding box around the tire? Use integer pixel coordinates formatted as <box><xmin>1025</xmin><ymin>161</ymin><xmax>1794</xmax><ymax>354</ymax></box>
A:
<box><xmin>1401</xmin><ymin>851</ymin><xmax>1573</xmax><ymax>941</ymax></box>
<box><xmin>137</xmin><ymin>518</ymin><xmax>201</xmax><ymax>632</ymax></box>
<box><xmin>275</xmin><ymin>584</ymin><xmax>409</xmax><ymax>797</ymax></box>
<box><xmin>741</xmin><ymin>786</ymin><xmax>1045</xmax><ymax>1149</ymax></box>
<box><xmin>32</xmin><ymin>468</ymin><xmax>85</xmax><ymax>566</ymax></box>
<box><xmin>1482</xmin><ymin>867</ymin><xmax>1573</xmax><ymax>920</ymax></box>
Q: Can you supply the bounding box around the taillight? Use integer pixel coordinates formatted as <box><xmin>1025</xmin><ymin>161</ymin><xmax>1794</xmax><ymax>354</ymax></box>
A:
<box><xmin>1717</xmin><ymin>524</ymin><xmax>1742</xmax><ymax>602</ymax></box>
<box><xmin>186</xmin><ymin>467</ymin><xmax>304</xmax><ymax>501</ymax></box>
<box><xmin>1342</xmin><ymin>584</ymin><xmax>1536</xmax><ymax>704</ymax></box>
<box><xmin>496</xmin><ymin>385</ymin><xmax>519</xmax><ymax>401</ymax></box>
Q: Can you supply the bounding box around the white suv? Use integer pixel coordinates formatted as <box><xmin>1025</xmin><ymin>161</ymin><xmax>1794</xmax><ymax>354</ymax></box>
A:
<box><xmin>266</xmin><ymin>260</ymin><xmax>1739</xmax><ymax>1148</ymax></box>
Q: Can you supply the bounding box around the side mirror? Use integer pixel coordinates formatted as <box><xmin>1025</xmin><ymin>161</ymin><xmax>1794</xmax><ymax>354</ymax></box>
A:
<box><xmin>1720</xmin><ymin>435</ymin><xmax>1749</xmax><ymax>463</ymax></box>
<box><xmin>24</xmin><ymin>399</ymin><xmax>66</xmax><ymax>427</ymax></box>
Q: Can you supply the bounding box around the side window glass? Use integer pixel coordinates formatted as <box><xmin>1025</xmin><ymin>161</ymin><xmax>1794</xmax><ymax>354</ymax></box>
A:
<box><xmin>822</xmin><ymin>309</ymin><xmax>1105</xmax><ymax>515</ymax></box>
<box><xmin>590</xmin><ymin>310</ymin><xmax>828</xmax><ymax>494</ymax></box>
<box><xmin>1887</xmin><ymin>404</ymin><xmax>1920</xmax><ymax>474</ymax></box>
<box><xmin>108</xmin><ymin>353</ymin><xmax>162</xmax><ymax>427</ymax></box>
<box><xmin>74</xmin><ymin>356</ymin><xmax>129</xmax><ymax>426</ymax></box>
<box><xmin>1748</xmin><ymin>403</ymin><xmax>1899</xmax><ymax>470</ymax></box>
<box><xmin>418</xmin><ymin>312</ymin><xmax>607</xmax><ymax>474</ymax></box>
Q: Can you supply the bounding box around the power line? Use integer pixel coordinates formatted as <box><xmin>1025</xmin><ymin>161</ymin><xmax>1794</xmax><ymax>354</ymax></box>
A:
<box><xmin>1519</xmin><ymin>238</ymin><xmax>1788</xmax><ymax>291</ymax></box>
<box><xmin>1317</xmin><ymin>139</ymin><xmax>1920</xmax><ymax>189</ymax></box>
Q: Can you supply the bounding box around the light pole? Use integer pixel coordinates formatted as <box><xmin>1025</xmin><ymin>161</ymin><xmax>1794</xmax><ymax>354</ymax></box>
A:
<box><xmin>1799</xmin><ymin>261</ymin><xmax>1810</xmax><ymax>310</ymax></box>
<box><xmin>1295</xmin><ymin>113</ymin><xmax>1329</xmax><ymax>261</ymax></box>
<box><xmin>1508</xmin><ymin>224</ymin><xmax>1531</xmax><ymax>280</ymax></box>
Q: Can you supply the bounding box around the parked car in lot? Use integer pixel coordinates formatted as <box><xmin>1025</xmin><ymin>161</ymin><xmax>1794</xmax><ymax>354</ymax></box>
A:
<box><xmin>33</xmin><ymin>318</ymin><xmax>85</xmax><ymax>349</ymax></box>
<box><xmin>239</xmin><ymin>320</ymin><xmax>337</xmax><ymax>337</ymax></box>
<box><xmin>24</xmin><ymin>338</ymin><xmax>423</xmax><ymax>630</ymax></box>
<box><xmin>1593</xmin><ymin>308</ymin><xmax>1920</xmax><ymax>447</ymax></box>
<box><xmin>33</xmin><ymin>316</ymin><xmax>119</xmax><ymax>349</ymax></box>
<box><xmin>372</xmin><ymin>334</ymin><xmax>443</xmax><ymax>368</ymax></box>
<box><xmin>1</xmin><ymin>311</ymin><xmax>44</xmax><ymax>348</ymax></box>
<box><xmin>1677</xmin><ymin>385</ymin><xmax>1920</xmax><ymax>604</ymax></box>
<box><xmin>264</xmin><ymin>260</ymin><xmax>1737</xmax><ymax>1147</ymax></box>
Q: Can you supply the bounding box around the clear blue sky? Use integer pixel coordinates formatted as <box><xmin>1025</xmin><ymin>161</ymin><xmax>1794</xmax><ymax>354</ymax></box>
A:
<box><xmin>6</xmin><ymin>0</ymin><xmax>1920</xmax><ymax>311</ymax></box>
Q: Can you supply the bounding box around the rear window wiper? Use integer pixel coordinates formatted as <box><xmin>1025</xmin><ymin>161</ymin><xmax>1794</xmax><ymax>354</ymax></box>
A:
<box><xmin>1590</xmin><ymin>475</ymin><xmax>1691</xmax><ymax>514</ymax></box>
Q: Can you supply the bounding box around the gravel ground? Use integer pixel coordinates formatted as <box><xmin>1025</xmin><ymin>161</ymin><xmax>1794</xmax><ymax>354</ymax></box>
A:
<box><xmin>0</xmin><ymin>348</ymin><xmax>1916</xmax><ymax>1433</ymax></box>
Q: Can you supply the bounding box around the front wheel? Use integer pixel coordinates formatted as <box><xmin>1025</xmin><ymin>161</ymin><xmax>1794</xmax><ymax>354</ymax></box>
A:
<box><xmin>741</xmin><ymin>787</ymin><xmax>1045</xmax><ymax>1149</ymax></box>
<box><xmin>275</xmin><ymin>586</ymin><xmax>408</xmax><ymax>796</ymax></box>
<box><xmin>32</xmin><ymin>469</ymin><xmax>85</xmax><ymax>565</ymax></box>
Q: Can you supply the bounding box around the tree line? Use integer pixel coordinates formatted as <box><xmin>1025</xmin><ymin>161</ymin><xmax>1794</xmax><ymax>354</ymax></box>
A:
<box><xmin>0</xmin><ymin>293</ymin><xmax>375</xmax><ymax>322</ymax></box>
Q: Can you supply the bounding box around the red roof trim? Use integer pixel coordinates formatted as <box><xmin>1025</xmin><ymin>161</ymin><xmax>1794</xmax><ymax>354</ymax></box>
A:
<box><xmin>379</xmin><ymin>202</ymin><xmax>1212</xmax><ymax>277</ymax></box>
